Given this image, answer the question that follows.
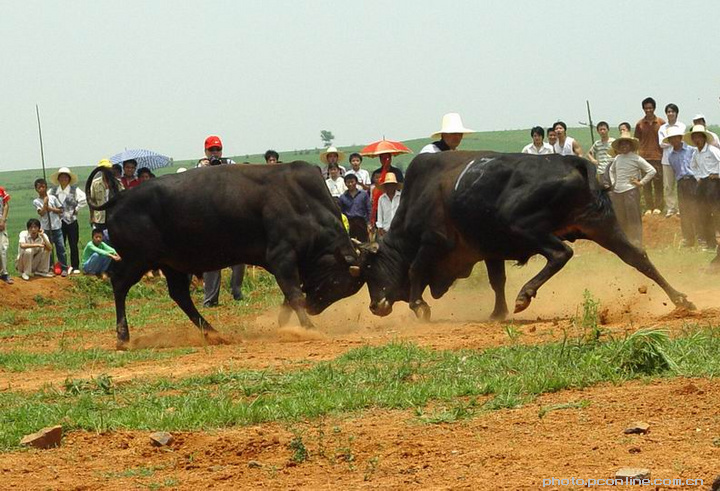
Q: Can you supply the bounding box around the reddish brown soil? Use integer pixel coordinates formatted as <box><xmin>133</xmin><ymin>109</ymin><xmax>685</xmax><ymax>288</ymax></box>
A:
<box><xmin>1</xmin><ymin>216</ymin><xmax>719</xmax><ymax>489</ymax></box>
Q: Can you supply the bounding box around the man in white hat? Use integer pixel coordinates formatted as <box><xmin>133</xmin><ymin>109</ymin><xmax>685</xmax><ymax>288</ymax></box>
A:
<box><xmin>687</xmin><ymin>124</ymin><xmax>720</xmax><ymax>251</ymax></box>
<box><xmin>49</xmin><ymin>167</ymin><xmax>87</xmax><ymax>274</ymax></box>
<box><xmin>608</xmin><ymin>132</ymin><xmax>657</xmax><ymax>248</ymax></box>
<box><xmin>319</xmin><ymin>146</ymin><xmax>347</xmax><ymax>179</ymax></box>
<box><xmin>664</xmin><ymin>127</ymin><xmax>698</xmax><ymax>246</ymax></box>
<box><xmin>420</xmin><ymin>113</ymin><xmax>475</xmax><ymax>154</ymax></box>
<box><xmin>692</xmin><ymin>114</ymin><xmax>720</xmax><ymax>149</ymax></box>
<box><xmin>376</xmin><ymin>173</ymin><xmax>401</xmax><ymax>237</ymax></box>
<box><xmin>657</xmin><ymin>103</ymin><xmax>685</xmax><ymax>217</ymax></box>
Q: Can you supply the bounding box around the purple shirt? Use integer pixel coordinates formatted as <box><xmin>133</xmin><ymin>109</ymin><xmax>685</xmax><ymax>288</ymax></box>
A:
<box><xmin>668</xmin><ymin>143</ymin><xmax>696</xmax><ymax>181</ymax></box>
<box><xmin>338</xmin><ymin>189</ymin><xmax>371</xmax><ymax>221</ymax></box>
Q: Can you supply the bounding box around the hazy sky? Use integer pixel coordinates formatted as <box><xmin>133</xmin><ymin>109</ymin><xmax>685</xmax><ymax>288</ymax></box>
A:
<box><xmin>2</xmin><ymin>0</ymin><xmax>719</xmax><ymax>171</ymax></box>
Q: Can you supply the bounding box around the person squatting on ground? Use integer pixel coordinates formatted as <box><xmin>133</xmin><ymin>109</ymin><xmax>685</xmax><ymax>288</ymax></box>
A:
<box><xmin>0</xmin><ymin>184</ymin><xmax>12</xmax><ymax>284</ymax></box>
<box><xmin>688</xmin><ymin>125</ymin><xmax>720</xmax><ymax>252</ymax></box>
<box><xmin>338</xmin><ymin>173</ymin><xmax>372</xmax><ymax>242</ymax></box>
<box><xmin>634</xmin><ymin>97</ymin><xmax>665</xmax><ymax>215</ymax></box>
<box><xmin>15</xmin><ymin>218</ymin><xmax>54</xmax><ymax>280</ymax></box>
<box><xmin>663</xmin><ymin>126</ymin><xmax>699</xmax><ymax>247</ymax></box>
<box><xmin>608</xmin><ymin>132</ymin><xmax>657</xmax><ymax>248</ymax></box>
<box><xmin>33</xmin><ymin>178</ymin><xmax>68</xmax><ymax>277</ymax></box>
<box><xmin>657</xmin><ymin>103</ymin><xmax>685</xmax><ymax>217</ymax></box>
<box><xmin>197</xmin><ymin>135</ymin><xmax>246</xmax><ymax>306</ymax></box>
<box><xmin>49</xmin><ymin>167</ymin><xmax>87</xmax><ymax>274</ymax></box>
<box><xmin>82</xmin><ymin>228</ymin><xmax>121</xmax><ymax>278</ymax></box>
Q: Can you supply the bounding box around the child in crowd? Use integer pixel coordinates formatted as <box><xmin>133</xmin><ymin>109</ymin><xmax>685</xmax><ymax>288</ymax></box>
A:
<box><xmin>608</xmin><ymin>132</ymin><xmax>657</xmax><ymax>247</ymax></box>
<box><xmin>82</xmin><ymin>228</ymin><xmax>121</xmax><ymax>278</ymax></box>
<box><xmin>339</xmin><ymin>173</ymin><xmax>372</xmax><ymax>241</ymax></box>
<box><xmin>546</xmin><ymin>127</ymin><xmax>558</xmax><ymax>148</ymax></box>
<box><xmin>618</xmin><ymin>122</ymin><xmax>632</xmax><ymax>133</ymax></box>
<box><xmin>33</xmin><ymin>178</ymin><xmax>68</xmax><ymax>276</ymax></box>
<box><xmin>16</xmin><ymin>218</ymin><xmax>54</xmax><ymax>280</ymax></box>
<box><xmin>345</xmin><ymin>153</ymin><xmax>371</xmax><ymax>191</ymax></box>
<box><xmin>137</xmin><ymin>167</ymin><xmax>155</xmax><ymax>182</ymax></box>
<box><xmin>376</xmin><ymin>173</ymin><xmax>401</xmax><ymax>237</ymax></box>
<box><xmin>0</xmin><ymin>184</ymin><xmax>12</xmax><ymax>284</ymax></box>
<box><xmin>586</xmin><ymin>121</ymin><xmax>615</xmax><ymax>185</ymax></box>
<box><xmin>325</xmin><ymin>163</ymin><xmax>347</xmax><ymax>199</ymax></box>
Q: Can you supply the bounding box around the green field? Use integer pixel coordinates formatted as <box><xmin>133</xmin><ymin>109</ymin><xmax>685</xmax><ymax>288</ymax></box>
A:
<box><xmin>1</xmin><ymin>125</ymin><xmax>715</xmax><ymax>275</ymax></box>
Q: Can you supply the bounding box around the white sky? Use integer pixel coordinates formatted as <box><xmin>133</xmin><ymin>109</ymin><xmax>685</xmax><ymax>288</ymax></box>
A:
<box><xmin>1</xmin><ymin>0</ymin><xmax>718</xmax><ymax>171</ymax></box>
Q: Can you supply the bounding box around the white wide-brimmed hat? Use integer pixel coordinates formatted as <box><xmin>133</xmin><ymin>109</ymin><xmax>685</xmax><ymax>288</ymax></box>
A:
<box><xmin>684</xmin><ymin>125</ymin><xmax>715</xmax><ymax>146</ymax></box>
<box><xmin>662</xmin><ymin>126</ymin><xmax>685</xmax><ymax>144</ymax></box>
<box><xmin>319</xmin><ymin>146</ymin><xmax>346</xmax><ymax>164</ymax></box>
<box><xmin>610</xmin><ymin>131</ymin><xmax>640</xmax><ymax>154</ymax></box>
<box><xmin>692</xmin><ymin>113</ymin><xmax>706</xmax><ymax>122</ymax></box>
<box><xmin>50</xmin><ymin>167</ymin><xmax>78</xmax><ymax>186</ymax></box>
<box><xmin>430</xmin><ymin>113</ymin><xmax>475</xmax><ymax>139</ymax></box>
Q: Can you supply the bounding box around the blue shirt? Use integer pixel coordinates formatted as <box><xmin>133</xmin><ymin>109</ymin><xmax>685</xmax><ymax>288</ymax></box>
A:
<box><xmin>338</xmin><ymin>189</ymin><xmax>371</xmax><ymax>221</ymax></box>
<box><xmin>668</xmin><ymin>143</ymin><xmax>696</xmax><ymax>181</ymax></box>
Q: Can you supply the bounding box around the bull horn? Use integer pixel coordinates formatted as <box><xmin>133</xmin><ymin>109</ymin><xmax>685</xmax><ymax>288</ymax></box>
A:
<box><xmin>350</xmin><ymin>238</ymin><xmax>362</xmax><ymax>246</ymax></box>
<box><xmin>349</xmin><ymin>265</ymin><xmax>361</xmax><ymax>277</ymax></box>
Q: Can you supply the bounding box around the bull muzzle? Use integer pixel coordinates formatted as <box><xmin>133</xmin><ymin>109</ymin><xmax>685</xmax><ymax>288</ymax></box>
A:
<box><xmin>369</xmin><ymin>297</ymin><xmax>392</xmax><ymax>317</ymax></box>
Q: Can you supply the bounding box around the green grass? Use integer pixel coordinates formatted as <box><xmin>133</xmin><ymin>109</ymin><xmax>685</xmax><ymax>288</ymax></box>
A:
<box><xmin>1</xmin><ymin>327</ymin><xmax>719</xmax><ymax>451</ymax></box>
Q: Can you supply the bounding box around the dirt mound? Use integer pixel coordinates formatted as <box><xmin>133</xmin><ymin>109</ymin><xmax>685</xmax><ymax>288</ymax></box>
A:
<box><xmin>0</xmin><ymin>277</ymin><xmax>74</xmax><ymax>310</ymax></box>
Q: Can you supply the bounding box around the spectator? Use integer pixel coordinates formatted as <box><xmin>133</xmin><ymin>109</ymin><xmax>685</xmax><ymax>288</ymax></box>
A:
<box><xmin>546</xmin><ymin>127</ymin><xmax>558</xmax><ymax>149</ymax></box>
<box><xmin>619</xmin><ymin>122</ymin><xmax>632</xmax><ymax>133</ymax></box>
<box><xmin>522</xmin><ymin>126</ymin><xmax>554</xmax><ymax>155</ymax></box>
<box><xmin>320</xmin><ymin>146</ymin><xmax>346</xmax><ymax>178</ymax></box>
<box><xmin>15</xmin><ymin>218</ymin><xmax>54</xmax><ymax>280</ymax></box>
<box><xmin>376</xmin><ymin>173</ymin><xmax>401</xmax><ymax>236</ymax></box>
<box><xmin>89</xmin><ymin>159</ymin><xmax>123</xmax><ymax>238</ymax></box>
<box><xmin>691</xmin><ymin>114</ymin><xmax>720</xmax><ymax>149</ymax></box>
<box><xmin>120</xmin><ymin>159</ymin><xmax>140</xmax><ymax>188</ymax></box>
<box><xmin>197</xmin><ymin>135</ymin><xmax>245</xmax><ymax>306</ymax></box>
<box><xmin>634</xmin><ymin>97</ymin><xmax>665</xmax><ymax>215</ymax></box>
<box><xmin>663</xmin><ymin>127</ymin><xmax>698</xmax><ymax>247</ymax></box>
<box><xmin>264</xmin><ymin>149</ymin><xmax>280</xmax><ymax>164</ymax></box>
<box><xmin>82</xmin><ymin>228</ymin><xmax>121</xmax><ymax>279</ymax></box>
<box><xmin>33</xmin><ymin>178</ymin><xmax>68</xmax><ymax>277</ymax></box>
<box><xmin>325</xmin><ymin>163</ymin><xmax>347</xmax><ymax>198</ymax></box>
<box><xmin>608</xmin><ymin>132</ymin><xmax>656</xmax><ymax>248</ymax></box>
<box><xmin>111</xmin><ymin>164</ymin><xmax>123</xmax><ymax>180</ymax></box>
<box><xmin>687</xmin><ymin>125</ymin><xmax>720</xmax><ymax>251</ymax></box>
<box><xmin>49</xmin><ymin>167</ymin><xmax>87</xmax><ymax>275</ymax></box>
<box><xmin>552</xmin><ymin>121</ymin><xmax>583</xmax><ymax>156</ymax></box>
<box><xmin>0</xmin><ymin>183</ymin><xmax>12</xmax><ymax>284</ymax></box>
<box><xmin>137</xmin><ymin>167</ymin><xmax>155</xmax><ymax>182</ymax></box>
<box><xmin>370</xmin><ymin>153</ymin><xmax>405</xmax><ymax>230</ymax></box>
<box><xmin>420</xmin><ymin>113</ymin><xmax>475</xmax><ymax>154</ymax></box>
<box><xmin>658</xmin><ymin>103</ymin><xmax>685</xmax><ymax>217</ymax></box>
<box><xmin>338</xmin><ymin>173</ymin><xmax>372</xmax><ymax>241</ymax></box>
<box><xmin>586</xmin><ymin>121</ymin><xmax>615</xmax><ymax>182</ymax></box>
<box><xmin>345</xmin><ymin>153</ymin><xmax>371</xmax><ymax>191</ymax></box>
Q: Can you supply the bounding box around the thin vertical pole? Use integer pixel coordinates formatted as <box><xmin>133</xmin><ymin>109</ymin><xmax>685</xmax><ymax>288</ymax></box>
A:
<box><xmin>36</xmin><ymin>104</ymin><xmax>47</xmax><ymax>180</ymax></box>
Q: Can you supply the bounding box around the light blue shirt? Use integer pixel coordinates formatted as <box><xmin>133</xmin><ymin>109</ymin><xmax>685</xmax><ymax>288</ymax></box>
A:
<box><xmin>668</xmin><ymin>143</ymin><xmax>696</xmax><ymax>181</ymax></box>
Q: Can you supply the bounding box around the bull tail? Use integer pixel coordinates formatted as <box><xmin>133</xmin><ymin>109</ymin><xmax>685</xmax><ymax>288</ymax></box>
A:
<box><xmin>85</xmin><ymin>166</ymin><xmax>123</xmax><ymax>212</ymax></box>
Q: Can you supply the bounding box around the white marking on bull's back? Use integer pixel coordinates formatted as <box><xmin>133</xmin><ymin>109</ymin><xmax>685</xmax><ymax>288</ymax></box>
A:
<box><xmin>454</xmin><ymin>158</ymin><xmax>495</xmax><ymax>191</ymax></box>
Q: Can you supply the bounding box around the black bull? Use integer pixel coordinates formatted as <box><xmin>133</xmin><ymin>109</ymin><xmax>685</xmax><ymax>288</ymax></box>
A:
<box><xmin>86</xmin><ymin>162</ymin><xmax>363</xmax><ymax>350</ymax></box>
<box><xmin>361</xmin><ymin>151</ymin><xmax>695</xmax><ymax>319</ymax></box>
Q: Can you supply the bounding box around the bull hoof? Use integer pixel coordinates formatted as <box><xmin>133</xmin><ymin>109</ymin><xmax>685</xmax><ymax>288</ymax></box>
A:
<box><xmin>674</xmin><ymin>295</ymin><xmax>696</xmax><ymax>311</ymax></box>
<box><xmin>411</xmin><ymin>302</ymin><xmax>431</xmax><ymax>322</ymax></box>
<box><xmin>203</xmin><ymin>330</ymin><xmax>230</xmax><ymax>345</ymax></box>
<box><xmin>116</xmin><ymin>340</ymin><xmax>130</xmax><ymax>351</ymax></box>
<box><xmin>514</xmin><ymin>293</ymin><xmax>532</xmax><ymax>314</ymax></box>
<box><xmin>490</xmin><ymin>308</ymin><xmax>509</xmax><ymax>321</ymax></box>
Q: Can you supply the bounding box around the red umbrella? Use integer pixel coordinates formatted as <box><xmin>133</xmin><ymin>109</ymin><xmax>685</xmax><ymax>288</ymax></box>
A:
<box><xmin>360</xmin><ymin>138</ymin><xmax>412</xmax><ymax>158</ymax></box>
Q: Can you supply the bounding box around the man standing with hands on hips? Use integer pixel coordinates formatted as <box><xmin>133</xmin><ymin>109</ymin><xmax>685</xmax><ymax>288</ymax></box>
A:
<box><xmin>197</xmin><ymin>135</ymin><xmax>246</xmax><ymax>306</ymax></box>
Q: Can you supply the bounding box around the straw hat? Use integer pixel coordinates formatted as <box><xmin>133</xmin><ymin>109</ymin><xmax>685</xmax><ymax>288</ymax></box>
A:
<box><xmin>430</xmin><ymin>113</ymin><xmax>475</xmax><ymax>139</ymax></box>
<box><xmin>50</xmin><ymin>167</ymin><xmax>78</xmax><ymax>186</ymax></box>
<box><xmin>661</xmin><ymin>126</ymin><xmax>685</xmax><ymax>144</ymax></box>
<box><xmin>97</xmin><ymin>159</ymin><xmax>113</xmax><ymax>168</ymax></box>
<box><xmin>684</xmin><ymin>125</ymin><xmax>714</xmax><ymax>147</ymax></box>
<box><xmin>379</xmin><ymin>172</ymin><xmax>400</xmax><ymax>189</ymax></box>
<box><xmin>610</xmin><ymin>132</ymin><xmax>639</xmax><ymax>154</ymax></box>
<box><xmin>319</xmin><ymin>146</ymin><xmax>346</xmax><ymax>164</ymax></box>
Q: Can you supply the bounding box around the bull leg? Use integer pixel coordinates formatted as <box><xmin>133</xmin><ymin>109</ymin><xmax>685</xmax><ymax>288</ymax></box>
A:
<box><xmin>515</xmin><ymin>237</ymin><xmax>574</xmax><ymax>314</ymax></box>
<box><xmin>587</xmin><ymin>225</ymin><xmax>695</xmax><ymax>310</ymax></box>
<box><xmin>485</xmin><ymin>259</ymin><xmax>509</xmax><ymax>320</ymax></box>
<box><xmin>267</xmin><ymin>249</ymin><xmax>314</xmax><ymax>328</ymax></box>
<box><xmin>111</xmin><ymin>262</ymin><xmax>147</xmax><ymax>351</ymax></box>
<box><xmin>278</xmin><ymin>299</ymin><xmax>293</xmax><ymax>327</ymax></box>
<box><xmin>408</xmin><ymin>245</ymin><xmax>442</xmax><ymax>321</ymax></box>
<box><xmin>162</xmin><ymin>267</ymin><xmax>227</xmax><ymax>344</ymax></box>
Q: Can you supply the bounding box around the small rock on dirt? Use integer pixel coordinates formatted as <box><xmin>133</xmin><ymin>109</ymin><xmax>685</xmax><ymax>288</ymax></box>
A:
<box><xmin>149</xmin><ymin>431</ymin><xmax>174</xmax><ymax>446</ymax></box>
<box><xmin>615</xmin><ymin>467</ymin><xmax>651</xmax><ymax>481</ymax></box>
<box><xmin>20</xmin><ymin>426</ymin><xmax>62</xmax><ymax>449</ymax></box>
<box><xmin>637</xmin><ymin>285</ymin><xmax>648</xmax><ymax>294</ymax></box>
<box><xmin>248</xmin><ymin>460</ymin><xmax>263</xmax><ymax>468</ymax></box>
<box><xmin>623</xmin><ymin>422</ymin><xmax>650</xmax><ymax>434</ymax></box>
<box><xmin>628</xmin><ymin>447</ymin><xmax>641</xmax><ymax>454</ymax></box>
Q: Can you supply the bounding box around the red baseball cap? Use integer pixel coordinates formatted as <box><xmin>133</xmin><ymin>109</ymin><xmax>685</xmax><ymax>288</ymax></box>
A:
<box><xmin>205</xmin><ymin>135</ymin><xmax>223</xmax><ymax>149</ymax></box>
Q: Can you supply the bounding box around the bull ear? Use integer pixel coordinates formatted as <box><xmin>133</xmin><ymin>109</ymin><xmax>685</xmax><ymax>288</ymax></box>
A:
<box><xmin>358</xmin><ymin>241</ymin><xmax>380</xmax><ymax>254</ymax></box>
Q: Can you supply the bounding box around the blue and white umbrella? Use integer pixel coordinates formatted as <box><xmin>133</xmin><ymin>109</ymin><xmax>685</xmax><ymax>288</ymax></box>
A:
<box><xmin>109</xmin><ymin>149</ymin><xmax>172</xmax><ymax>171</ymax></box>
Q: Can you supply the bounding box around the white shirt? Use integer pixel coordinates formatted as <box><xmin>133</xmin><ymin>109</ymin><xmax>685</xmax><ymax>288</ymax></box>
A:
<box><xmin>689</xmin><ymin>143</ymin><xmax>720</xmax><ymax>179</ymax></box>
<box><xmin>521</xmin><ymin>142</ymin><xmax>554</xmax><ymax>155</ymax></box>
<box><xmin>420</xmin><ymin>143</ymin><xmax>442</xmax><ymax>154</ymax></box>
<box><xmin>51</xmin><ymin>184</ymin><xmax>87</xmax><ymax>224</ymax></box>
<box><xmin>609</xmin><ymin>153</ymin><xmax>657</xmax><ymax>193</ymax></box>
<box><xmin>17</xmin><ymin>230</ymin><xmax>50</xmax><ymax>258</ymax></box>
<box><xmin>325</xmin><ymin>176</ymin><xmax>347</xmax><ymax>197</ymax></box>
<box><xmin>344</xmin><ymin>168</ymin><xmax>371</xmax><ymax>187</ymax></box>
<box><xmin>658</xmin><ymin>121</ymin><xmax>686</xmax><ymax>165</ymax></box>
<box><xmin>33</xmin><ymin>195</ymin><xmax>64</xmax><ymax>231</ymax></box>
<box><xmin>553</xmin><ymin>136</ymin><xmax>576</xmax><ymax>156</ymax></box>
<box><xmin>708</xmin><ymin>130</ymin><xmax>720</xmax><ymax>149</ymax></box>
<box><xmin>376</xmin><ymin>191</ymin><xmax>401</xmax><ymax>231</ymax></box>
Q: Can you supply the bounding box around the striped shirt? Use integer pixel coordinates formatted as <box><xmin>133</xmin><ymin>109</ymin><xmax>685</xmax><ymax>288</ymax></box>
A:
<box><xmin>588</xmin><ymin>138</ymin><xmax>615</xmax><ymax>174</ymax></box>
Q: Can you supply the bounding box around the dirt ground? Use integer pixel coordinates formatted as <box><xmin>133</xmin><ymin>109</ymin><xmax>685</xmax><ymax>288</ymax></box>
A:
<box><xmin>1</xmin><ymin>215</ymin><xmax>719</xmax><ymax>489</ymax></box>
